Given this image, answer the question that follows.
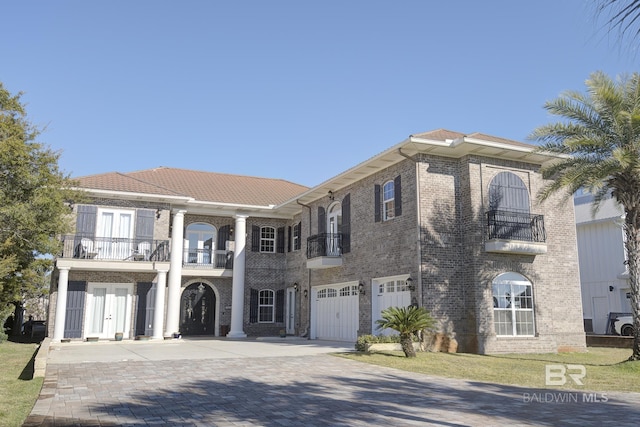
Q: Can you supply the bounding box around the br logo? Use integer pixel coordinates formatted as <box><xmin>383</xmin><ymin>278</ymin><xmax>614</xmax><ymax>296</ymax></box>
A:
<box><xmin>545</xmin><ymin>364</ymin><xmax>586</xmax><ymax>386</ymax></box>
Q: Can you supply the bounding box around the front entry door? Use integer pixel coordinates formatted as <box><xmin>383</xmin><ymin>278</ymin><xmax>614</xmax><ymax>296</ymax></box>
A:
<box><xmin>180</xmin><ymin>283</ymin><xmax>215</xmax><ymax>335</ymax></box>
<box><xmin>86</xmin><ymin>283</ymin><xmax>133</xmax><ymax>339</ymax></box>
<box><xmin>286</xmin><ymin>287</ymin><xmax>296</xmax><ymax>335</ymax></box>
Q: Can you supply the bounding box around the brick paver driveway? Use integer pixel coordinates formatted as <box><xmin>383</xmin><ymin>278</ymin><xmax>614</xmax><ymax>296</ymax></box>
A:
<box><xmin>23</xmin><ymin>339</ymin><xmax>640</xmax><ymax>426</ymax></box>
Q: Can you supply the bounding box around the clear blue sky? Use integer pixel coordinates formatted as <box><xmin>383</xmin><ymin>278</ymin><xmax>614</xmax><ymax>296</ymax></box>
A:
<box><xmin>2</xmin><ymin>1</ymin><xmax>637</xmax><ymax>187</ymax></box>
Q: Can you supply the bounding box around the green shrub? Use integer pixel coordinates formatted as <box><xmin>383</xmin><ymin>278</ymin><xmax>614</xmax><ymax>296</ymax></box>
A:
<box><xmin>355</xmin><ymin>334</ymin><xmax>402</xmax><ymax>351</ymax></box>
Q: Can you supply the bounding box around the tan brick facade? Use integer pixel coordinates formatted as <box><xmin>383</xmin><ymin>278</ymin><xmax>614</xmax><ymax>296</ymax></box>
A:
<box><xmin>48</xmin><ymin>131</ymin><xmax>586</xmax><ymax>354</ymax></box>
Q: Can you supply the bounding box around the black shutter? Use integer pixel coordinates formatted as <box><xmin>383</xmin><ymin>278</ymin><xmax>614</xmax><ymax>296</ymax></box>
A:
<box><xmin>249</xmin><ymin>288</ymin><xmax>259</xmax><ymax>323</ymax></box>
<box><xmin>251</xmin><ymin>225</ymin><xmax>260</xmax><ymax>252</ymax></box>
<box><xmin>374</xmin><ymin>184</ymin><xmax>381</xmax><ymax>222</ymax></box>
<box><xmin>64</xmin><ymin>281</ymin><xmax>86</xmax><ymax>339</ymax></box>
<box><xmin>489</xmin><ymin>171</ymin><xmax>530</xmax><ymax>213</ymax></box>
<box><xmin>318</xmin><ymin>207</ymin><xmax>326</xmax><ymax>234</ymax></box>
<box><xmin>135</xmin><ymin>209</ymin><xmax>155</xmax><ymax>242</ymax></box>
<box><xmin>341</xmin><ymin>194</ymin><xmax>351</xmax><ymax>254</ymax></box>
<box><xmin>76</xmin><ymin>205</ymin><xmax>97</xmax><ymax>237</ymax></box>
<box><xmin>295</xmin><ymin>222</ymin><xmax>301</xmax><ymax>250</ymax></box>
<box><xmin>277</xmin><ymin>227</ymin><xmax>285</xmax><ymax>253</ymax></box>
<box><xmin>275</xmin><ymin>289</ymin><xmax>285</xmax><ymax>323</ymax></box>
<box><xmin>394</xmin><ymin>175</ymin><xmax>402</xmax><ymax>217</ymax></box>
<box><xmin>287</xmin><ymin>226</ymin><xmax>292</xmax><ymax>252</ymax></box>
<box><xmin>218</xmin><ymin>225</ymin><xmax>230</xmax><ymax>249</ymax></box>
<box><xmin>135</xmin><ymin>282</ymin><xmax>153</xmax><ymax>336</ymax></box>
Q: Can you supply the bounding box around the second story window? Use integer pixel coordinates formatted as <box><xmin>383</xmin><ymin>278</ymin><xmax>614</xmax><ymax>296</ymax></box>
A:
<box><xmin>375</xmin><ymin>176</ymin><xmax>402</xmax><ymax>223</ymax></box>
<box><xmin>261</xmin><ymin>226</ymin><xmax>275</xmax><ymax>253</ymax></box>
<box><xmin>383</xmin><ymin>180</ymin><xmax>395</xmax><ymax>221</ymax></box>
<box><xmin>293</xmin><ymin>222</ymin><xmax>301</xmax><ymax>251</ymax></box>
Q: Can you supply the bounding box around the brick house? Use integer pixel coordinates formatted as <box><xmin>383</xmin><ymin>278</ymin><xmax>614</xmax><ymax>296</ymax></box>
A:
<box><xmin>48</xmin><ymin>129</ymin><xmax>586</xmax><ymax>354</ymax></box>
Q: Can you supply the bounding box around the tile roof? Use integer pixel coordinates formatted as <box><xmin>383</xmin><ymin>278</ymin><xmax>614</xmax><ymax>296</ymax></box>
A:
<box><xmin>76</xmin><ymin>167</ymin><xmax>309</xmax><ymax>206</ymax></box>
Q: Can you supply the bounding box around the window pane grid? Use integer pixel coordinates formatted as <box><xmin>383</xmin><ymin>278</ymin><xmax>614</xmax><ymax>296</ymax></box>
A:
<box><xmin>258</xmin><ymin>290</ymin><xmax>274</xmax><ymax>323</ymax></box>
<box><xmin>260</xmin><ymin>227</ymin><xmax>275</xmax><ymax>253</ymax></box>
<box><xmin>492</xmin><ymin>276</ymin><xmax>535</xmax><ymax>337</ymax></box>
<box><xmin>383</xmin><ymin>181</ymin><xmax>395</xmax><ymax>221</ymax></box>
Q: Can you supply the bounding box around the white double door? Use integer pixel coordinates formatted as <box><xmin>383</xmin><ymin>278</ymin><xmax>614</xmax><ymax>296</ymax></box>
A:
<box><xmin>85</xmin><ymin>283</ymin><xmax>133</xmax><ymax>339</ymax></box>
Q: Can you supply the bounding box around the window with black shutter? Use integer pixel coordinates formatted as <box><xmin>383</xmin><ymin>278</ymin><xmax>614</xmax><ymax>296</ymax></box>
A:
<box><xmin>277</xmin><ymin>227</ymin><xmax>285</xmax><ymax>253</ymax></box>
<box><xmin>394</xmin><ymin>175</ymin><xmax>402</xmax><ymax>217</ymax></box>
<box><xmin>287</xmin><ymin>226</ymin><xmax>292</xmax><ymax>252</ymax></box>
<box><xmin>251</xmin><ymin>225</ymin><xmax>260</xmax><ymax>251</ymax></box>
<box><xmin>249</xmin><ymin>288</ymin><xmax>259</xmax><ymax>323</ymax></box>
<box><xmin>341</xmin><ymin>194</ymin><xmax>351</xmax><ymax>253</ymax></box>
<box><xmin>374</xmin><ymin>184</ymin><xmax>381</xmax><ymax>222</ymax></box>
<box><xmin>318</xmin><ymin>207</ymin><xmax>326</xmax><ymax>234</ymax></box>
<box><xmin>275</xmin><ymin>289</ymin><xmax>285</xmax><ymax>323</ymax></box>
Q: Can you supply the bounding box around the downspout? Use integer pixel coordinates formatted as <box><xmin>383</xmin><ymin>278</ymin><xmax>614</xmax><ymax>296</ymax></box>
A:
<box><xmin>297</xmin><ymin>199</ymin><xmax>313</xmax><ymax>339</ymax></box>
<box><xmin>398</xmin><ymin>148</ymin><xmax>423</xmax><ymax>308</ymax></box>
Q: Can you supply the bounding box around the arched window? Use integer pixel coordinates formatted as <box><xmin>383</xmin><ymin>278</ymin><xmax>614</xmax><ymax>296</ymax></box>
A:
<box><xmin>327</xmin><ymin>202</ymin><xmax>342</xmax><ymax>256</ymax></box>
<box><xmin>185</xmin><ymin>223</ymin><xmax>216</xmax><ymax>264</ymax></box>
<box><xmin>492</xmin><ymin>272</ymin><xmax>535</xmax><ymax>336</ymax></box>
<box><xmin>489</xmin><ymin>171</ymin><xmax>530</xmax><ymax>213</ymax></box>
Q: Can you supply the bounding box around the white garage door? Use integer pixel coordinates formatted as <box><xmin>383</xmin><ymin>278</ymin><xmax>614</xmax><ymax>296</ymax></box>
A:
<box><xmin>372</xmin><ymin>278</ymin><xmax>411</xmax><ymax>336</ymax></box>
<box><xmin>311</xmin><ymin>283</ymin><xmax>359</xmax><ymax>342</ymax></box>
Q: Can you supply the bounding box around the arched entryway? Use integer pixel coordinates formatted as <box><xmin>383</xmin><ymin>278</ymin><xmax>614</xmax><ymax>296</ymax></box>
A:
<box><xmin>180</xmin><ymin>282</ymin><xmax>215</xmax><ymax>335</ymax></box>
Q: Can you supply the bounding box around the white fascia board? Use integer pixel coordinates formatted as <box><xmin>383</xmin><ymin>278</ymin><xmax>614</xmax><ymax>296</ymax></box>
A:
<box><xmin>461</xmin><ymin>136</ymin><xmax>569</xmax><ymax>161</ymax></box>
<box><xmin>72</xmin><ymin>187</ymin><xmax>193</xmax><ymax>204</ymax></box>
<box><xmin>409</xmin><ymin>135</ymin><xmax>456</xmax><ymax>148</ymax></box>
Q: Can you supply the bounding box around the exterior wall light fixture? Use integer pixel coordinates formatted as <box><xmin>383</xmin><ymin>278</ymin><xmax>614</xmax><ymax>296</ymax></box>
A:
<box><xmin>358</xmin><ymin>282</ymin><xmax>366</xmax><ymax>295</ymax></box>
<box><xmin>406</xmin><ymin>277</ymin><xmax>415</xmax><ymax>291</ymax></box>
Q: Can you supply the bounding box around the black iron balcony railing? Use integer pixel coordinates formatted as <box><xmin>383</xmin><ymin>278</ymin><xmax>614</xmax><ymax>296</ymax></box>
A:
<box><xmin>183</xmin><ymin>248</ymin><xmax>234</xmax><ymax>269</ymax></box>
<box><xmin>61</xmin><ymin>235</ymin><xmax>170</xmax><ymax>261</ymax></box>
<box><xmin>486</xmin><ymin>210</ymin><xmax>546</xmax><ymax>243</ymax></box>
<box><xmin>307</xmin><ymin>233</ymin><xmax>342</xmax><ymax>259</ymax></box>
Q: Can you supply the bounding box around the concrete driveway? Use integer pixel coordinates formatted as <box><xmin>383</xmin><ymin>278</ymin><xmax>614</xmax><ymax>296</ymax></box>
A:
<box><xmin>24</xmin><ymin>338</ymin><xmax>640</xmax><ymax>426</ymax></box>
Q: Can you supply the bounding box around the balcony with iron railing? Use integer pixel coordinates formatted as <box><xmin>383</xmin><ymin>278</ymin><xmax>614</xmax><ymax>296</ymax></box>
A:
<box><xmin>183</xmin><ymin>248</ymin><xmax>234</xmax><ymax>269</ymax></box>
<box><xmin>485</xmin><ymin>210</ymin><xmax>547</xmax><ymax>255</ymax></box>
<box><xmin>60</xmin><ymin>235</ymin><xmax>170</xmax><ymax>262</ymax></box>
<box><xmin>306</xmin><ymin>232</ymin><xmax>343</xmax><ymax>269</ymax></box>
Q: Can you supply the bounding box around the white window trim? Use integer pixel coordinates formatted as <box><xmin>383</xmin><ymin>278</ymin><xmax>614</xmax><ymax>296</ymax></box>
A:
<box><xmin>258</xmin><ymin>289</ymin><xmax>275</xmax><ymax>323</ymax></box>
<box><xmin>493</xmin><ymin>273</ymin><xmax>535</xmax><ymax>337</ymax></box>
<box><xmin>260</xmin><ymin>226</ymin><xmax>276</xmax><ymax>253</ymax></box>
<box><xmin>382</xmin><ymin>180</ymin><xmax>395</xmax><ymax>221</ymax></box>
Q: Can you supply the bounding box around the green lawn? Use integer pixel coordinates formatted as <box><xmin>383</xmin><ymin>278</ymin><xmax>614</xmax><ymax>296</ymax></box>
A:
<box><xmin>336</xmin><ymin>347</ymin><xmax>640</xmax><ymax>392</ymax></box>
<box><xmin>0</xmin><ymin>341</ymin><xmax>44</xmax><ymax>427</ymax></box>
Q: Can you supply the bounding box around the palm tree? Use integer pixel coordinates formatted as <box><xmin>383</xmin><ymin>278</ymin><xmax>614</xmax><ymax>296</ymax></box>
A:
<box><xmin>375</xmin><ymin>306</ymin><xmax>435</xmax><ymax>357</ymax></box>
<box><xmin>530</xmin><ymin>70</ymin><xmax>640</xmax><ymax>361</ymax></box>
<box><xmin>596</xmin><ymin>0</ymin><xmax>640</xmax><ymax>44</ymax></box>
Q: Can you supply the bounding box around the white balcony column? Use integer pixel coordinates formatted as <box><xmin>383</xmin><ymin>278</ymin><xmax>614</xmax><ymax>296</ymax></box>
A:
<box><xmin>52</xmin><ymin>267</ymin><xmax>70</xmax><ymax>342</ymax></box>
<box><xmin>152</xmin><ymin>269</ymin><xmax>168</xmax><ymax>340</ymax></box>
<box><xmin>228</xmin><ymin>214</ymin><xmax>248</xmax><ymax>338</ymax></box>
<box><xmin>165</xmin><ymin>209</ymin><xmax>186</xmax><ymax>337</ymax></box>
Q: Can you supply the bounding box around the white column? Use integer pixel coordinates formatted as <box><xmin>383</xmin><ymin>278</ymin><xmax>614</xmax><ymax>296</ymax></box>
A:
<box><xmin>152</xmin><ymin>270</ymin><xmax>168</xmax><ymax>340</ymax></box>
<box><xmin>52</xmin><ymin>267</ymin><xmax>70</xmax><ymax>342</ymax></box>
<box><xmin>165</xmin><ymin>209</ymin><xmax>186</xmax><ymax>337</ymax></box>
<box><xmin>228</xmin><ymin>214</ymin><xmax>248</xmax><ymax>338</ymax></box>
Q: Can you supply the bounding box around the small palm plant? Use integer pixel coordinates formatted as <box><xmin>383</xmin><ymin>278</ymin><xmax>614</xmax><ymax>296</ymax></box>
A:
<box><xmin>375</xmin><ymin>305</ymin><xmax>436</xmax><ymax>357</ymax></box>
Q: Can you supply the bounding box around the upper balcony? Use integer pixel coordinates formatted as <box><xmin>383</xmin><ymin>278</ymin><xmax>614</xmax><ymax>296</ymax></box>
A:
<box><xmin>485</xmin><ymin>210</ymin><xmax>547</xmax><ymax>255</ymax></box>
<box><xmin>61</xmin><ymin>235</ymin><xmax>170</xmax><ymax>262</ymax></box>
<box><xmin>183</xmin><ymin>248</ymin><xmax>234</xmax><ymax>270</ymax></box>
<box><xmin>58</xmin><ymin>235</ymin><xmax>234</xmax><ymax>275</ymax></box>
<box><xmin>306</xmin><ymin>232</ymin><xmax>343</xmax><ymax>269</ymax></box>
